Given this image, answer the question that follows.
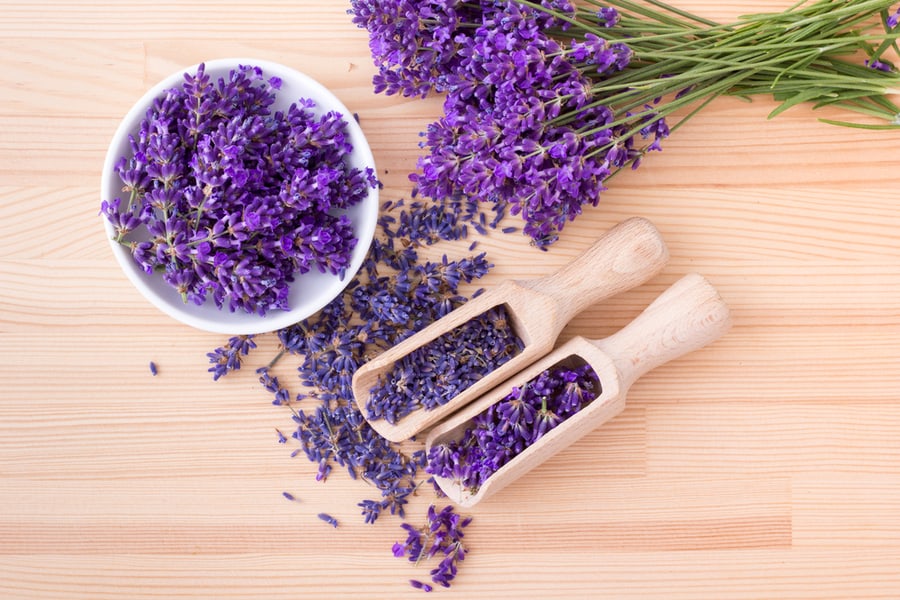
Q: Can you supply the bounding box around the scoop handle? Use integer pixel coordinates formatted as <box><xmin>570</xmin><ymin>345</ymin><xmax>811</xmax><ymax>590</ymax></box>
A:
<box><xmin>594</xmin><ymin>273</ymin><xmax>732</xmax><ymax>391</ymax></box>
<box><xmin>524</xmin><ymin>217</ymin><xmax>669</xmax><ymax>326</ymax></box>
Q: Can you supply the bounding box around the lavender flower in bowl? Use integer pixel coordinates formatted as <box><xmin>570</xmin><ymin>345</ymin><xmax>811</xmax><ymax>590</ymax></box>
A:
<box><xmin>100</xmin><ymin>58</ymin><xmax>378</xmax><ymax>334</ymax></box>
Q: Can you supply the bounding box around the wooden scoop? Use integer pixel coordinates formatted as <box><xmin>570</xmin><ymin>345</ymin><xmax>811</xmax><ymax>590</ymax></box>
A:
<box><xmin>425</xmin><ymin>272</ymin><xmax>732</xmax><ymax>507</ymax></box>
<box><xmin>352</xmin><ymin>217</ymin><xmax>669</xmax><ymax>443</ymax></box>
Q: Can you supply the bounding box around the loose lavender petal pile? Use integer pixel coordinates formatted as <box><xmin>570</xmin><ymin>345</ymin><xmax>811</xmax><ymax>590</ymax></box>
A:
<box><xmin>208</xmin><ymin>193</ymin><xmax>506</xmax><ymax>588</ymax></box>
<box><xmin>364</xmin><ymin>305</ymin><xmax>525</xmax><ymax>425</ymax></box>
<box><xmin>101</xmin><ymin>63</ymin><xmax>377</xmax><ymax>315</ymax></box>
<box><xmin>427</xmin><ymin>360</ymin><xmax>601</xmax><ymax>494</ymax></box>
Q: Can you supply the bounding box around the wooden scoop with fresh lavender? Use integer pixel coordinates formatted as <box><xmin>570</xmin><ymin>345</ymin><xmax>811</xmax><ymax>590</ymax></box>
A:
<box><xmin>425</xmin><ymin>272</ymin><xmax>732</xmax><ymax>507</ymax></box>
<box><xmin>352</xmin><ymin>216</ymin><xmax>669</xmax><ymax>443</ymax></box>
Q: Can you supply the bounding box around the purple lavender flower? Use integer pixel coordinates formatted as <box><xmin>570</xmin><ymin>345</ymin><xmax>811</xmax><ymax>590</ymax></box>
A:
<box><xmin>426</xmin><ymin>360</ymin><xmax>601</xmax><ymax>492</ymax></box>
<box><xmin>256</xmin><ymin>366</ymin><xmax>291</xmax><ymax>405</ymax></box>
<box><xmin>206</xmin><ymin>334</ymin><xmax>257</xmax><ymax>380</ymax></box>
<box><xmin>597</xmin><ymin>6</ymin><xmax>620</xmax><ymax>27</ymax></box>
<box><xmin>318</xmin><ymin>512</ymin><xmax>339</xmax><ymax>528</ymax></box>
<box><xmin>495</xmin><ymin>387</ymin><xmax>536</xmax><ymax>439</ymax></box>
<box><xmin>557</xmin><ymin>363</ymin><xmax>599</xmax><ymax>415</ymax></box>
<box><xmin>865</xmin><ymin>58</ymin><xmax>894</xmax><ymax>72</ymax></box>
<box><xmin>392</xmin><ymin>504</ymin><xmax>471</xmax><ymax>590</ymax></box>
<box><xmin>409</xmin><ymin>579</ymin><xmax>433</xmax><ymax>592</ymax></box>
<box><xmin>102</xmin><ymin>62</ymin><xmax>378</xmax><ymax>315</ymax></box>
<box><xmin>888</xmin><ymin>7</ymin><xmax>900</xmax><ymax>29</ymax></box>
<box><xmin>100</xmin><ymin>198</ymin><xmax>143</xmax><ymax>241</ymax></box>
<box><xmin>348</xmin><ymin>0</ymin><xmax>483</xmax><ymax>98</ymax></box>
<box><xmin>531</xmin><ymin>399</ymin><xmax>563</xmax><ymax>443</ymax></box>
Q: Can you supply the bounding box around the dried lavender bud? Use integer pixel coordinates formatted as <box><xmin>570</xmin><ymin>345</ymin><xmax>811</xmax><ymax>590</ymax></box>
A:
<box><xmin>393</xmin><ymin>505</ymin><xmax>472</xmax><ymax>590</ymax></box>
<box><xmin>364</xmin><ymin>305</ymin><xmax>525</xmax><ymax>424</ymax></box>
<box><xmin>148</xmin><ymin>361</ymin><xmax>158</xmax><ymax>376</ymax></box>
<box><xmin>426</xmin><ymin>360</ymin><xmax>601</xmax><ymax>493</ymax></box>
<box><xmin>318</xmin><ymin>512</ymin><xmax>339</xmax><ymax>528</ymax></box>
<box><xmin>256</xmin><ymin>366</ymin><xmax>291</xmax><ymax>405</ymax></box>
<box><xmin>101</xmin><ymin>62</ymin><xmax>378</xmax><ymax>315</ymax></box>
<box><xmin>409</xmin><ymin>579</ymin><xmax>433</xmax><ymax>592</ymax></box>
<box><xmin>206</xmin><ymin>335</ymin><xmax>257</xmax><ymax>380</ymax></box>
<box><xmin>358</xmin><ymin>499</ymin><xmax>382</xmax><ymax>524</ymax></box>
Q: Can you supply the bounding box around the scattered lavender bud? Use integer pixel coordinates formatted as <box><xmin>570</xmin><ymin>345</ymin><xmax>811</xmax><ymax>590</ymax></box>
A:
<box><xmin>393</xmin><ymin>505</ymin><xmax>471</xmax><ymax>590</ymax></box>
<box><xmin>257</xmin><ymin>366</ymin><xmax>291</xmax><ymax>405</ymax></box>
<box><xmin>889</xmin><ymin>7</ymin><xmax>900</xmax><ymax>29</ymax></box>
<box><xmin>149</xmin><ymin>361</ymin><xmax>158</xmax><ymax>376</ymax></box>
<box><xmin>207</xmin><ymin>335</ymin><xmax>257</xmax><ymax>380</ymax></box>
<box><xmin>282</xmin><ymin>491</ymin><xmax>298</xmax><ymax>502</ymax></box>
<box><xmin>409</xmin><ymin>579</ymin><xmax>433</xmax><ymax>592</ymax></box>
<box><xmin>318</xmin><ymin>512</ymin><xmax>339</xmax><ymax>528</ymax></box>
<box><xmin>426</xmin><ymin>360</ymin><xmax>601</xmax><ymax>493</ymax></box>
<box><xmin>358</xmin><ymin>499</ymin><xmax>382</xmax><ymax>524</ymax></box>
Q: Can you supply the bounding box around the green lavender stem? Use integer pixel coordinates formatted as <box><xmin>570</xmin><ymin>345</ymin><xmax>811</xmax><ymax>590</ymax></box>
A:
<box><xmin>522</xmin><ymin>0</ymin><xmax>900</xmax><ymax>129</ymax></box>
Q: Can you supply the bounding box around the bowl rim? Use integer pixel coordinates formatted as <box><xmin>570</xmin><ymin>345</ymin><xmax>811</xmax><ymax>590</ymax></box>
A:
<box><xmin>100</xmin><ymin>57</ymin><xmax>379</xmax><ymax>335</ymax></box>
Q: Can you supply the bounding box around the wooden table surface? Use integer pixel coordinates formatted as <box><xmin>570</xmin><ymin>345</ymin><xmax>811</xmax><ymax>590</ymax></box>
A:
<box><xmin>3</xmin><ymin>1</ymin><xmax>900</xmax><ymax>598</ymax></box>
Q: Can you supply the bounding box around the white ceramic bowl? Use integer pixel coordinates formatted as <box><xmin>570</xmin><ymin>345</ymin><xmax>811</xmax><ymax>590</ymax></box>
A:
<box><xmin>100</xmin><ymin>58</ymin><xmax>378</xmax><ymax>335</ymax></box>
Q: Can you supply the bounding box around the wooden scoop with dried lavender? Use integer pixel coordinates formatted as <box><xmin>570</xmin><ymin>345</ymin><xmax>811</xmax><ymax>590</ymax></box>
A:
<box><xmin>352</xmin><ymin>216</ymin><xmax>669</xmax><ymax>443</ymax></box>
<box><xmin>425</xmin><ymin>272</ymin><xmax>732</xmax><ymax>507</ymax></box>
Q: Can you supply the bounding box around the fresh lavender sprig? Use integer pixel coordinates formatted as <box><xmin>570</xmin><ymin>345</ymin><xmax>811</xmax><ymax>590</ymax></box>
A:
<box><xmin>349</xmin><ymin>0</ymin><xmax>660</xmax><ymax>247</ymax></box>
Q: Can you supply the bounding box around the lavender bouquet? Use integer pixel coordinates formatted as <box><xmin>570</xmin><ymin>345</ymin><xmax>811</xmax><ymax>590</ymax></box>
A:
<box><xmin>350</xmin><ymin>0</ymin><xmax>900</xmax><ymax>247</ymax></box>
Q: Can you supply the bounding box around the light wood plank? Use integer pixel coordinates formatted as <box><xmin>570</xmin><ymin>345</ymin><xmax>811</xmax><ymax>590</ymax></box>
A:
<box><xmin>4</xmin><ymin>549</ymin><xmax>900</xmax><ymax>599</ymax></box>
<box><xmin>4</xmin><ymin>0</ymin><xmax>900</xmax><ymax>597</ymax></box>
<box><xmin>647</xmin><ymin>403</ymin><xmax>900</xmax><ymax>476</ymax></box>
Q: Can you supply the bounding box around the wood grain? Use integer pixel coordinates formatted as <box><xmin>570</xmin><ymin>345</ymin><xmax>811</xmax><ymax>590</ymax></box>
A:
<box><xmin>2</xmin><ymin>0</ymin><xmax>900</xmax><ymax>598</ymax></box>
